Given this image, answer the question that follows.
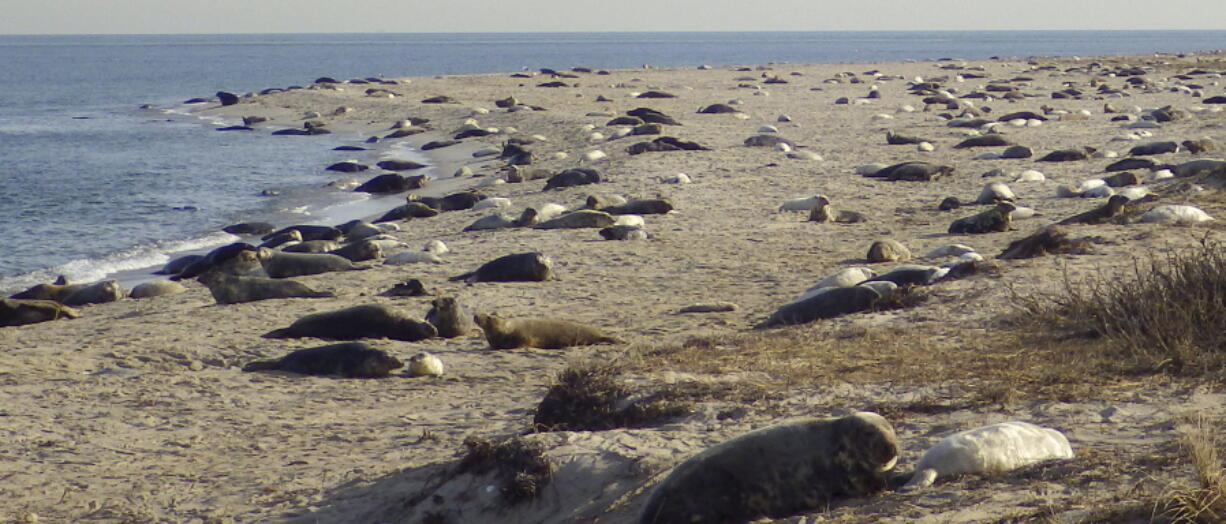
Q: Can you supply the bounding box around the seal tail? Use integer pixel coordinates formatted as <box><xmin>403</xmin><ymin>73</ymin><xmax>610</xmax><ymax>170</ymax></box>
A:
<box><xmin>241</xmin><ymin>359</ymin><xmax>280</xmax><ymax>372</ymax></box>
<box><xmin>448</xmin><ymin>271</ymin><xmax>475</xmax><ymax>282</ymax></box>
<box><xmin>308</xmin><ymin>291</ymin><xmax>336</xmax><ymax>299</ymax></box>
<box><xmin>599</xmin><ymin>336</ymin><xmax>627</xmax><ymax>345</ymax></box>
<box><xmin>262</xmin><ymin>328</ymin><xmax>293</xmax><ymax>339</ymax></box>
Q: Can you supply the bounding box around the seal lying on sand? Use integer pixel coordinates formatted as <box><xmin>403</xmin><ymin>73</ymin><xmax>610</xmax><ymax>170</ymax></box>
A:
<box><xmin>263</xmin><ymin>304</ymin><xmax>437</xmax><ymax>341</ymax></box>
<box><xmin>473</xmin><ymin>313</ymin><xmax>624</xmax><ymax>349</ymax></box>
<box><xmin>13</xmin><ymin>279</ymin><xmax>125</xmax><ymax>306</ymax></box>
<box><xmin>171</xmin><ymin>243</ymin><xmax>260</xmax><ymax>281</ymax></box>
<box><xmin>129</xmin><ymin>280</ymin><xmax>187</xmax><ymax>299</ymax></box>
<box><xmin>948</xmin><ymin>202</ymin><xmax>1015</xmax><ymax>234</ymax></box>
<box><xmin>425</xmin><ymin>297</ymin><xmax>476</xmax><ymax>338</ymax></box>
<box><xmin>0</xmin><ymin>298</ymin><xmax>81</xmax><ymax>327</ymax></box>
<box><xmin>242</xmin><ymin>343</ymin><xmax>403</xmax><ymax>378</ymax></box>
<box><xmin>1057</xmin><ymin>195</ymin><xmax>1129</xmax><ymax>225</ymax></box>
<box><xmin>450</xmin><ymin>252</ymin><xmax>553</xmax><ymax>283</ymax></box>
<box><xmin>902</xmin><ymin>421</ymin><xmax>1074</xmax><ymax>490</ymax></box>
<box><xmin>533</xmin><ymin>210</ymin><xmax>616</xmax><ymax>229</ymax></box>
<box><xmin>198</xmin><ymin>271</ymin><xmax>335</xmax><ymax>304</ymax></box>
<box><xmin>756</xmin><ymin>285</ymin><xmax>883</xmax><ymax>329</ymax></box>
<box><xmin>257</xmin><ymin>248</ymin><xmax>363</xmax><ymax>278</ymax></box>
<box><xmin>639</xmin><ymin>412</ymin><xmax>900</xmax><ymax>524</ymax></box>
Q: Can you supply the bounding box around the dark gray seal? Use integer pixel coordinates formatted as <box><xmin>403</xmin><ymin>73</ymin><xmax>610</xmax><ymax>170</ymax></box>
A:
<box><xmin>424</xmin><ymin>297</ymin><xmax>475</xmax><ymax>338</ymax></box>
<box><xmin>639</xmin><ymin>412</ymin><xmax>900</xmax><ymax>524</ymax></box>
<box><xmin>172</xmin><ymin>243</ymin><xmax>260</xmax><ymax>281</ymax></box>
<box><xmin>263</xmin><ymin>304</ymin><xmax>437</xmax><ymax>341</ymax></box>
<box><xmin>198</xmin><ymin>272</ymin><xmax>335</xmax><ymax>304</ymax></box>
<box><xmin>257</xmin><ymin>248</ymin><xmax>362</xmax><ymax>278</ymax></box>
<box><xmin>154</xmin><ymin>254</ymin><xmax>205</xmax><ymax>276</ymax></box>
<box><xmin>756</xmin><ymin>286</ymin><xmax>882</xmax><ymax>329</ymax></box>
<box><xmin>544</xmin><ymin>168</ymin><xmax>601</xmax><ymax>190</ymax></box>
<box><xmin>449</xmin><ymin>252</ymin><xmax>553</xmax><ymax>283</ymax></box>
<box><xmin>601</xmin><ymin>199</ymin><xmax>673</xmax><ymax>215</ymax></box>
<box><xmin>866</xmin><ymin>161</ymin><xmax>953</xmax><ymax>182</ymax></box>
<box><xmin>241</xmin><ymin>343</ymin><xmax>403</xmax><ymax>378</ymax></box>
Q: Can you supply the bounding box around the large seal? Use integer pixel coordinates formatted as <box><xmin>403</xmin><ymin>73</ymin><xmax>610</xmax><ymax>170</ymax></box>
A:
<box><xmin>948</xmin><ymin>202</ymin><xmax>1015</xmax><ymax>234</ymax></box>
<box><xmin>1057</xmin><ymin>194</ymin><xmax>1129</xmax><ymax>225</ymax></box>
<box><xmin>601</xmin><ymin>199</ymin><xmax>673</xmax><ymax>215</ymax></box>
<box><xmin>54</xmin><ymin>279</ymin><xmax>124</xmax><ymax>306</ymax></box>
<box><xmin>533</xmin><ymin>210</ymin><xmax>616</xmax><ymax>229</ymax></box>
<box><xmin>262</xmin><ymin>225</ymin><xmax>343</xmax><ymax>242</ymax></box>
<box><xmin>450</xmin><ymin>252</ymin><xmax>553</xmax><ymax>283</ymax></box>
<box><xmin>424</xmin><ymin>297</ymin><xmax>476</xmax><ymax>338</ymax></box>
<box><xmin>544</xmin><ymin>168</ymin><xmax>601</xmax><ymax>190</ymax></box>
<box><xmin>198</xmin><ymin>272</ymin><xmax>335</xmax><ymax>304</ymax></box>
<box><xmin>756</xmin><ymin>285</ymin><xmax>883</xmax><ymax>329</ymax></box>
<box><xmin>473</xmin><ymin>313</ymin><xmax>624</xmax><ymax>349</ymax></box>
<box><xmin>129</xmin><ymin>280</ymin><xmax>187</xmax><ymax>299</ymax></box>
<box><xmin>808</xmin><ymin>196</ymin><xmax>867</xmax><ymax>223</ymax></box>
<box><xmin>172</xmin><ymin>243</ymin><xmax>260</xmax><ymax>281</ymax></box>
<box><xmin>0</xmin><ymin>298</ymin><xmax>81</xmax><ymax>327</ymax></box>
<box><xmin>328</xmin><ymin>239</ymin><xmax>383</xmax><ymax>262</ymax></box>
<box><xmin>902</xmin><ymin>421</ymin><xmax>1074</xmax><ymax>490</ymax></box>
<box><xmin>263</xmin><ymin>304</ymin><xmax>437</xmax><ymax>341</ymax></box>
<box><xmin>242</xmin><ymin>343</ymin><xmax>404</xmax><ymax>378</ymax></box>
<box><xmin>154</xmin><ymin>254</ymin><xmax>205</xmax><ymax>276</ymax></box>
<box><xmin>639</xmin><ymin>412</ymin><xmax>900</xmax><ymax>524</ymax></box>
<box><xmin>257</xmin><ymin>248</ymin><xmax>363</xmax><ymax>278</ymax></box>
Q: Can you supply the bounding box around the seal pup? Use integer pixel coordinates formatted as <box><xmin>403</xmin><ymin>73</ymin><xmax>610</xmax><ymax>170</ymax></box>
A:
<box><xmin>1057</xmin><ymin>195</ymin><xmax>1129</xmax><ymax>225</ymax></box>
<box><xmin>263</xmin><ymin>304</ymin><xmax>437</xmax><ymax>342</ymax></box>
<box><xmin>450</xmin><ymin>252</ymin><xmax>553</xmax><ymax>283</ymax></box>
<box><xmin>129</xmin><ymin>280</ymin><xmax>187</xmax><ymax>299</ymax></box>
<box><xmin>424</xmin><ymin>297</ymin><xmax>476</xmax><ymax>338</ymax></box>
<box><xmin>0</xmin><ymin>298</ymin><xmax>81</xmax><ymax>327</ymax></box>
<box><xmin>1140</xmin><ymin>205</ymin><xmax>1214</xmax><ymax>225</ymax></box>
<box><xmin>257</xmin><ymin>248</ymin><xmax>362</xmax><ymax>278</ymax></box>
<box><xmin>976</xmin><ymin>182</ymin><xmax>1016</xmax><ymax>204</ymax></box>
<box><xmin>948</xmin><ymin>202</ymin><xmax>1015</xmax><ymax>234</ymax></box>
<box><xmin>808</xmin><ymin>195</ymin><xmax>867</xmax><ymax>223</ymax></box>
<box><xmin>756</xmin><ymin>285</ymin><xmax>882</xmax><ymax>329</ymax></box>
<box><xmin>241</xmin><ymin>343</ymin><xmax>404</xmax><ymax>378</ymax></box>
<box><xmin>902</xmin><ymin>421</ymin><xmax>1074</xmax><ymax>490</ymax></box>
<box><xmin>407</xmin><ymin>352</ymin><xmax>445</xmax><ymax>377</ymax></box>
<box><xmin>639</xmin><ymin>412</ymin><xmax>899</xmax><ymax>524</ymax></box>
<box><xmin>473</xmin><ymin>313</ymin><xmax>624</xmax><ymax>349</ymax></box>
<box><xmin>198</xmin><ymin>271</ymin><xmax>335</xmax><ymax>304</ymax></box>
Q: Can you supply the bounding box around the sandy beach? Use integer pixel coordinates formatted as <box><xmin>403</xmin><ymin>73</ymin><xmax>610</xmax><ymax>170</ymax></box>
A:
<box><xmin>5</xmin><ymin>50</ymin><xmax>1226</xmax><ymax>523</ymax></box>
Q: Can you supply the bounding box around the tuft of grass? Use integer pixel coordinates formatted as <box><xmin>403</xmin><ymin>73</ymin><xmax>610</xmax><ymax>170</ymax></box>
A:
<box><xmin>1157</xmin><ymin>416</ymin><xmax>1226</xmax><ymax>523</ymax></box>
<box><xmin>532</xmin><ymin>364</ymin><xmax>696</xmax><ymax>432</ymax></box>
<box><xmin>1020</xmin><ymin>238</ymin><xmax>1226</xmax><ymax>378</ymax></box>
<box><xmin>457</xmin><ymin>436</ymin><xmax>553</xmax><ymax>505</ymax></box>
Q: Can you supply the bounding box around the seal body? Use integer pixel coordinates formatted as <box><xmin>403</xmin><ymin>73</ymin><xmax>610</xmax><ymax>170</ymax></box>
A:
<box><xmin>198</xmin><ymin>272</ymin><xmax>334</xmax><ymax>304</ymax></box>
<box><xmin>257</xmin><ymin>248</ymin><xmax>360</xmax><ymax>278</ymax></box>
<box><xmin>473</xmin><ymin>313</ymin><xmax>624</xmax><ymax>349</ymax></box>
<box><xmin>242</xmin><ymin>343</ymin><xmax>403</xmax><ymax>378</ymax></box>
<box><xmin>424</xmin><ymin>297</ymin><xmax>475</xmax><ymax>338</ymax></box>
<box><xmin>1057</xmin><ymin>195</ymin><xmax>1129</xmax><ymax>225</ymax></box>
<box><xmin>601</xmin><ymin>199</ymin><xmax>673</xmax><ymax>215</ymax></box>
<box><xmin>639</xmin><ymin>413</ymin><xmax>900</xmax><ymax>524</ymax></box>
<box><xmin>544</xmin><ymin>168</ymin><xmax>601</xmax><ymax>190</ymax></box>
<box><xmin>264</xmin><ymin>304</ymin><xmax>437</xmax><ymax>341</ymax></box>
<box><xmin>757</xmin><ymin>286</ymin><xmax>881</xmax><ymax>329</ymax></box>
<box><xmin>450</xmin><ymin>252</ymin><xmax>553</xmax><ymax>283</ymax></box>
<box><xmin>172</xmin><ymin>243</ymin><xmax>260</xmax><ymax>281</ymax></box>
<box><xmin>902</xmin><ymin>421</ymin><xmax>1074</xmax><ymax>490</ymax></box>
<box><xmin>155</xmin><ymin>254</ymin><xmax>205</xmax><ymax>276</ymax></box>
<box><xmin>407</xmin><ymin>352</ymin><xmax>445</xmax><ymax>377</ymax></box>
<box><xmin>534</xmin><ymin>210</ymin><xmax>616</xmax><ymax>229</ymax></box>
<box><xmin>129</xmin><ymin>280</ymin><xmax>187</xmax><ymax>299</ymax></box>
<box><xmin>948</xmin><ymin>202</ymin><xmax>1015</xmax><ymax>234</ymax></box>
<box><xmin>0</xmin><ymin>298</ymin><xmax>80</xmax><ymax>327</ymax></box>
<box><xmin>328</xmin><ymin>239</ymin><xmax>383</xmax><ymax>262</ymax></box>
<box><xmin>59</xmin><ymin>279</ymin><xmax>124</xmax><ymax>306</ymax></box>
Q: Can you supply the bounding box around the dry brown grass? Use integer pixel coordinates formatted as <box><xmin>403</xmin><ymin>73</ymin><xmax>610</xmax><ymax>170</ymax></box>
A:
<box><xmin>1017</xmin><ymin>238</ymin><xmax>1226</xmax><ymax>379</ymax></box>
<box><xmin>1156</xmin><ymin>416</ymin><xmax>1226</xmax><ymax>523</ymax></box>
<box><xmin>457</xmin><ymin>436</ymin><xmax>554</xmax><ymax>505</ymax></box>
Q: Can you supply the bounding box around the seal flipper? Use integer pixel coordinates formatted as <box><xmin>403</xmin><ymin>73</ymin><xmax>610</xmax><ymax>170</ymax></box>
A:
<box><xmin>262</xmin><ymin>328</ymin><xmax>293</xmax><ymax>339</ymax></box>
<box><xmin>448</xmin><ymin>271</ymin><xmax>475</xmax><ymax>282</ymax></box>
<box><xmin>900</xmin><ymin>468</ymin><xmax>938</xmax><ymax>491</ymax></box>
<box><xmin>242</xmin><ymin>359</ymin><xmax>281</xmax><ymax>372</ymax></box>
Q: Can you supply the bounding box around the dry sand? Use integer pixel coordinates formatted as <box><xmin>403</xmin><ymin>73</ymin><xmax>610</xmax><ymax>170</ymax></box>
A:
<box><xmin>5</xmin><ymin>50</ymin><xmax>1226</xmax><ymax>523</ymax></box>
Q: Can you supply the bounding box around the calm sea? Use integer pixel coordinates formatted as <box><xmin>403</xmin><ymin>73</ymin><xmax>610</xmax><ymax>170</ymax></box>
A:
<box><xmin>1</xmin><ymin>31</ymin><xmax>1224</xmax><ymax>293</ymax></box>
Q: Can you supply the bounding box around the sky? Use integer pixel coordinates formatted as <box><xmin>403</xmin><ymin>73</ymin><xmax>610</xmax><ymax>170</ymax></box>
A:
<box><xmin>4</xmin><ymin>0</ymin><xmax>1226</xmax><ymax>34</ymax></box>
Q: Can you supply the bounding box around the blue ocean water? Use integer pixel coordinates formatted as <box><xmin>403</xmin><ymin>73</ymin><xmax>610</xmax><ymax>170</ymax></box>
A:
<box><xmin>1</xmin><ymin>31</ymin><xmax>1224</xmax><ymax>293</ymax></box>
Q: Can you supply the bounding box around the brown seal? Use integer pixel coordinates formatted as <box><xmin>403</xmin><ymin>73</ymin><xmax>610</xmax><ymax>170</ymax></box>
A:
<box><xmin>0</xmin><ymin>298</ymin><xmax>81</xmax><ymax>327</ymax></box>
<box><xmin>473</xmin><ymin>313</ymin><xmax>624</xmax><ymax>349</ymax></box>
<box><xmin>257</xmin><ymin>248</ymin><xmax>362</xmax><ymax>278</ymax></box>
<box><xmin>948</xmin><ymin>202</ymin><xmax>1015</xmax><ymax>234</ymax></box>
<box><xmin>1057</xmin><ymin>195</ymin><xmax>1129</xmax><ymax>225</ymax></box>
<box><xmin>450</xmin><ymin>252</ymin><xmax>553</xmax><ymax>283</ymax></box>
<box><xmin>242</xmin><ymin>343</ymin><xmax>403</xmax><ymax>378</ymax></box>
<box><xmin>198</xmin><ymin>271</ymin><xmax>335</xmax><ymax>304</ymax></box>
<box><xmin>639</xmin><ymin>412</ymin><xmax>900</xmax><ymax>524</ymax></box>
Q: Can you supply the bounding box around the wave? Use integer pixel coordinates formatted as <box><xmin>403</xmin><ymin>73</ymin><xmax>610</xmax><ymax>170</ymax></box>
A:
<box><xmin>0</xmin><ymin>231</ymin><xmax>237</xmax><ymax>295</ymax></box>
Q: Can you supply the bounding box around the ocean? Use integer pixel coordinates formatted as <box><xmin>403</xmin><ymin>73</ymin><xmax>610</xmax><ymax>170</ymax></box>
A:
<box><xmin>2</xmin><ymin>30</ymin><xmax>1224</xmax><ymax>293</ymax></box>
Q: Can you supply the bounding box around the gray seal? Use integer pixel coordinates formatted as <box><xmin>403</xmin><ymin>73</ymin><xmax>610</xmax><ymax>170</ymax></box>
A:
<box><xmin>756</xmin><ymin>285</ymin><xmax>882</xmax><ymax>329</ymax></box>
<box><xmin>424</xmin><ymin>297</ymin><xmax>475</xmax><ymax>338</ymax></box>
<box><xmin>533</xmin><ymin>210</ymin><xmax>617</xmax><ymax>229</ymax></box>
<box><xmin>639</xmin><ymin>412</ymin><xmax>900</xmax><ymax>524</ymax></box>
<box><xmin>449</xmin><ymin>252</ymin><xmax>553</xmax><ymax>283</ymax></box>
<box><xmin>263</xmin><ymin>304</ymin><xmax>437</xmax><ymax>341</ymax></box>
<box><xmin>0</xmin><ymin>298</ymin><xmax>81</xmax><ymax>327</ymax></box>
<box><xmin>242</xmin><ymin>342</ymin><xmax>403</xmax><ymax>378</ymax></box>
<box><xmin>257</xmin><ymin>248</ymin><xmax>362</xmax><ymax>278</ymax></box>
<box><xmin>198</xmin><ymin>272</ymin><xmax>335</xmax><ymax>304</ymax></box>
<box><xmin>948</xmin><ymin>202</ymin><xmax>1015</xmax><ymax>234</ymax></box>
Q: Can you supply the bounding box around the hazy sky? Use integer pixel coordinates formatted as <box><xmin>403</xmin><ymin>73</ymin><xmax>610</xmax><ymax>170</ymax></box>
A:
<box><xmin>5</xmin><ymin>0</ymin><xmax>1226</xmax><ymax>34</ymax></box>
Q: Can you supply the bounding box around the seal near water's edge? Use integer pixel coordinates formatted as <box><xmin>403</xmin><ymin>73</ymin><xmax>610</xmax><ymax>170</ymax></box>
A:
<box><xmin>0</xmin><ymin>298</ymin><xmax>81</xmax><ymax>327</ymax></box>
<box><xmin>198</xmin><ymin>272</ymin><xmax>335</xmax><ymax>304</ymax></box>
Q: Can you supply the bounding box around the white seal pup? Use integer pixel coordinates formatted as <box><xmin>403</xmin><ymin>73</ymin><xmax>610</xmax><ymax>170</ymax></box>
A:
<box><xmin>129</xmin><ymin>280</ymin><xmax>187</xmax><ymax>299</ymax></box>
<box><xmin>779</xmin><ymin>195</ymin><xmax>825</xmax><ymax>212</ymax></box>
<box><xmin>407</xmin><ymin>352</ymin><xmax>445</xmax><ymax>377</ymax></box>
<box><xmin>902</xmin><ymin>421</ymin><xmax>1074</xmax><ymax>490</ymax></box>
<box><xmin>1140</xmin><ymin>205</ymin><xmax>1214</xmax><ymax>225</ymax></box>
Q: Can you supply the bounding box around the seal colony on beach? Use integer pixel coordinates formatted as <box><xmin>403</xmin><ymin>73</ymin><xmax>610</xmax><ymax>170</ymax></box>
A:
<box><xmin>5</xmin><ymin>48</ymin><xmax>1226</xmax><ymax>524</ymax></box>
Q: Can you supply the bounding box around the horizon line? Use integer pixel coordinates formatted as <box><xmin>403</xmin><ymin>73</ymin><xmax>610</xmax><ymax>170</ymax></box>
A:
<box><xmin>4</xmin><ymin>28</ymin><xmax>1226</xmax><ymax>37</ymax></box>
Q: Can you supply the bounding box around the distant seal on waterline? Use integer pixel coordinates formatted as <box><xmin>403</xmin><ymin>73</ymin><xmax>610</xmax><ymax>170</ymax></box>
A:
<box><xmin>242</xmin><ymin>343</ymin><xmax>404</xmax><ymax>378</ymax></box>
<box><xmin>639</xmin><ymin>412</ymin><xmax>900</xmax><ymax>524</ymax></box>
<box><xmin>424</xmin><ymin>297</ymin><xmax>476</xmax><ymax>338</ymax></box>
<box><xmin>263</xmin><ymin>304</ymin><xmax>437</xmax><ymax>341</ymax></box>
<box><xmin>473</xmin><ymin>313</ymin><xmax>624</xmax><ymax>350</ymax></box>
<box><xmin>257</xmin><ymin>248</ymin><xmax>363</xmax><ymax>278</ymax></box>
<box><xmin>450</xmin><ymin>252</ymin><xmax>553</xmax><ymax>283</ymax></box>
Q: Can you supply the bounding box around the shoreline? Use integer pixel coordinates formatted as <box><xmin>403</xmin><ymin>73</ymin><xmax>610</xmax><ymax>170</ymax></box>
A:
<box><xmin>4</xmin><ymin>49</ymin><xmax>1226</xmax><ymax>522</ymax></box>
